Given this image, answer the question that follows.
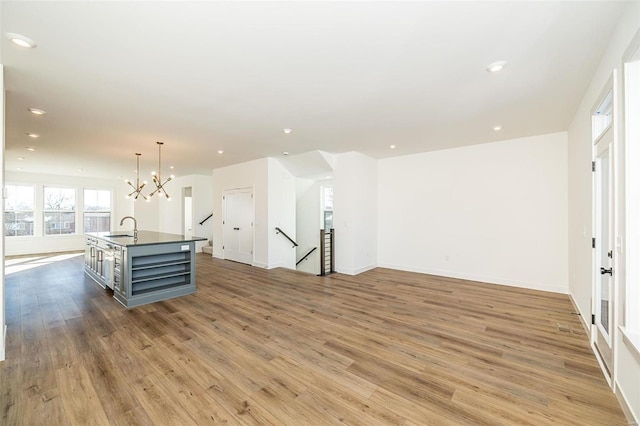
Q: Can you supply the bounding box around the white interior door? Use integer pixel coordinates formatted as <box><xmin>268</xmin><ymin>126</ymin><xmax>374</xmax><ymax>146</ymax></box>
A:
<box><xmin>223</xmin><ymin>188</ymin><xmax>253</xmax><ymax>265</ymax></box>
<box><xmin>594</xmin><ymin>126</ymin><xmax>614</xmax><ymax>376</ymax></box>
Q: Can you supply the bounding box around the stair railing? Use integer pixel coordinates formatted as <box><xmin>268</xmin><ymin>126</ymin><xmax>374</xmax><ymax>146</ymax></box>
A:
<box><xmin>296</xmin><ymin>247</ymin><xmax>317</xmax><ymax>266</ymax></box>
<box><xmin>275</xmin><ymin>227</ymin><xmax>298</xmax><ymax>248</ymax></box>
<box><xmin>199</xmin><ymin>213</ymin><xmax>213</xmax><ymax>225</ymax></box>
<box><xmin>320</xmin><ymin>228</ymin><xmax>335</xmax><ymax>276</ymax></box>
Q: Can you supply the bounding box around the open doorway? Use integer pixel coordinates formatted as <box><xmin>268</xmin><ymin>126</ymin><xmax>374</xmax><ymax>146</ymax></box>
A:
<box><xmin>295</xmin><ymin>177</ymin><xmax>333</xmax><ymax>274</ymax></box>
<box><xmin>182</xmin><ymin>187</ymin><xmax>192</xmax><ymax>239</ymax></box>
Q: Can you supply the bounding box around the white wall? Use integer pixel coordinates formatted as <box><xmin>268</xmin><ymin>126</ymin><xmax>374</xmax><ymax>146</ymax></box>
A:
<box><xmin>378</xmin><ymin>132</ymin><xmax>568</xmax><ymax>293</ymax></box>
<box><xmin>212</xmin><ymin>158</ymin><xmax>268</xmax><ymax>267</ymax></box>
<box><xmin>5</xmin><ymin>171</ymin><xmax>130</xmax><ymax>256</ymax></box>
<box><xmin>211</xmin><ymin>158</ymin><xmax>297</xmax><ymax>269</ymax></box>
<box><xmin>267</xmin><ymin>158</ymin><xmax>296</xmax><ymax>269</ymax></box>
<box><xmin>333</xmin><ymin>152</ymin><xmax>378</xmax><ymax>275</ymax></box>
<box><xmin>567</xmin><ymin>2</ymin><xmax>640</xmax><ymax>420</ymax></box>
<box><xmin>131</xmin><ymin>193</ymin><xmax>160</xmax><ymax>232</ymax></box>
<box><xmin>158</xmin><ymin>174</ymin><xmax>213</xmax><ymax>252</ymax></box>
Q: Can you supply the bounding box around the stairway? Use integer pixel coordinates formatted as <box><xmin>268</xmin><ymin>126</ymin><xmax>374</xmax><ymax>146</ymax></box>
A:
<box><xmin>202</xmin><ymin>240</ymin><xmax>213</xmax><ymax>255</ymax></box>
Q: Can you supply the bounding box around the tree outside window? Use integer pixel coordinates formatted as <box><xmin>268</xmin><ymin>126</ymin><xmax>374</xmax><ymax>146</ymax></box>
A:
<box><xmin>44</xmin><ymin>187</ymin><xmax>76</xmax><ymax>235</ymax></box>
<box><xmin>5</xmin><ymin>185</ymin><xmax>35</xmax><ymax>237</ymax></box>
<box><xmin>84</xmin><ymin>189</ymin><xmax>111</xmax><ymax>232</ymax></box>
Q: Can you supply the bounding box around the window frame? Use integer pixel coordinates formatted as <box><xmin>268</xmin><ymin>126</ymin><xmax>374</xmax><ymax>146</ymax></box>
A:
<box><xmin>4</xmin><ymin>184</ymin><xmax>36</xmax><ymax>238</ymax></box>
<box><xmin>43</xmin><ymin>186</ymin><xmax>78</xmax><ymax>236</ymax></box>
<box><xmin>82</xmin><ymin>188</ymin><xmax>113</xmax><ymax>233</ymax></box>
<box><xmin>622</xmin><ymin>29</ymin><xmax>640</xmax><ymax>354</ymax></box>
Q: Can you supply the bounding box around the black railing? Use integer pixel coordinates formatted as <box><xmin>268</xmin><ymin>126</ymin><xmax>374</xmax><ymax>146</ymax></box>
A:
<box><xmin>275</xmin><ymin>227</ymin><xmax>298</xmax><ymax>248</ymax></box>
<box><xmin>296</xmin><ymin>247</ymin><xmax>317</xmax><ymax>266</ymax></box>
<box><xmin>199</xmin><ymin>213</ymin><xmax>213</xmax><ymax>225</ymax></box>
<box><xmin>320</xmin><ymin>228</ymin><xmax>335</xmax><ymax>276</ymax></box>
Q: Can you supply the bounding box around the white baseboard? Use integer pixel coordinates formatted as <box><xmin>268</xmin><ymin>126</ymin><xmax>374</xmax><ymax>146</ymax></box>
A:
<box><xmin>252</xmin><ymin>262</ymin><xmax>267</xmax><ymax>269</ymax></box>
<box><xmin>377</xmin><ymin>262</ymin><xmax>568</xmax><ymax>294</ymax></box>
<box><xmin>336</xmin><ymin>264</ymin><xmax>377</xmax><ymax>276</ymax></box>
<box><xmin>616</xmin><ymin>385</ymin><xmax>638</xmax><ymax>425</ymax></box>
<box><xmin>568</xmin><ymin>293</ymin><xmax>590</xmax><ymax>335</ymax></box>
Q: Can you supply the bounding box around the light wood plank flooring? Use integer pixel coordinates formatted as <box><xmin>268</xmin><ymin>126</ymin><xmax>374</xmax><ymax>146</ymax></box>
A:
<box><xmin>1</xmin><ymin>252</ymin><xmax>627</xmax><ymax>425</ymax></box>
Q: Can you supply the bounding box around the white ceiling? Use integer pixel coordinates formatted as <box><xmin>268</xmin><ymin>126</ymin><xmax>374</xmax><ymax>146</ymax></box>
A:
<box><xmin>0</xmin><ymin>1</ymin><xmax>627</xmax><ymax>179</ymax></box>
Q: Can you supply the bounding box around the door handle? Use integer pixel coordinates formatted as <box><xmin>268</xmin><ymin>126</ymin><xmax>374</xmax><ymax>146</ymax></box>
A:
<box><xmin>234</xmin><ymin>227</ymin><xmax>240</xmax><ymax>230</ymax></box>
<box><xmin>600</xmin><ymin>267</ymin><xmax>613</xmax><ymax>275</ymax></box>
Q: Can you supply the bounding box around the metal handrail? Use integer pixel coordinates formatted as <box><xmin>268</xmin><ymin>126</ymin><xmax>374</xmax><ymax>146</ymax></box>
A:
<box><xmin>275</xmin><ymin>227</ymin><xmax>298</xmax><ymax>247</ymax></box>
<box><xmin>296</xmin><ymin>247</ymin><xmax>317</xmax><ymax>266</ymax></box>
<box><xmin>199</xmin><ymin>213</ymin><xmax>213</xmax><ymax>225</ymax></box>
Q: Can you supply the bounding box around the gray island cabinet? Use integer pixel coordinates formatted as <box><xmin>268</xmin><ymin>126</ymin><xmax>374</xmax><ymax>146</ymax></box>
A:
<box><xmin>85</xmin><ymin>231</ymin><xmax>206</xmax><ymax>308</ymax></box>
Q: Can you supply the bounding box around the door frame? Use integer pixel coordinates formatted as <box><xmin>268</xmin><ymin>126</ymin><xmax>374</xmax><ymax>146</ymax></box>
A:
<box><xmin>591</xmin><ymin>72</ymin><xmax>618</xmax><ymax>387</ymax></box>
<box><xmin>222</xmin><ymin>186</ymin><xmax>255</xmax><ymax>265</ymax></box>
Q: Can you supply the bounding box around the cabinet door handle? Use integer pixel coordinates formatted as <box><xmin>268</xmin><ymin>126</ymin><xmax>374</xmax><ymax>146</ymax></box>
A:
<box><xmin>90</xmin><ymin>247</ymin><xmax>95</xmax><ymax>258</ymax></box>
<box><xmin>97</xmin><ymin>250</ymin><xmax>103</xmax><ymax>262</ymax></box>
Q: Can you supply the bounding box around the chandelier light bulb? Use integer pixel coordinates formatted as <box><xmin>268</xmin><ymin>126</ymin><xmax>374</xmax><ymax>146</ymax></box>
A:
<box><xmin>125</xmin><ymin>153</ymin><xmax>148</xmax><ymax>201</ymax></box>
<box><xmin>148</xmin><ymin>141</ymin><xmax>172</xmax><ymax>200</ymax></box>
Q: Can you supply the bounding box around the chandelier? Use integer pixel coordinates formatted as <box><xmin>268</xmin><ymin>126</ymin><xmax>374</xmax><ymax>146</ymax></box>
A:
<box><xmin>148</xmin><ymin>141</ymin><xmax>174</xmax><ymax>200</ymax></box>
<box><xmin>125</xmin><ymin>153</ymin><xmax>149</xmax><ymax>202</ymax></box>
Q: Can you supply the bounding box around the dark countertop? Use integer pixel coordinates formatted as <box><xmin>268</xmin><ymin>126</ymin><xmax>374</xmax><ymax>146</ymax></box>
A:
<box><xmin>86</xmin><ymin>230</ymin><xmax>207</xmax><ymax>247</ymax></box>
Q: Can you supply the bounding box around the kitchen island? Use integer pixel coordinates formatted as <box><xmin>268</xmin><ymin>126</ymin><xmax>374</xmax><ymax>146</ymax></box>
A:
<box><xmin>85</xmin><ymin>231</ymin><xmax>206</xmax><ymax>308</ymax></box>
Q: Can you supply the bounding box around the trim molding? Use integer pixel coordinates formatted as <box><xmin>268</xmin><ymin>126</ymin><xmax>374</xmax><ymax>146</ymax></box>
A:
<box><xmin>337</xmin><ymin>264</ymin><xmax>377</xmax><ymax>276</ymax></box>
<box><xmin>620</xmin><ymin>326</ymin><xmax>640</xmax><ymax>363</ymax></box>
<box><xmin>377</xmin><ymin>262</ymin><xmax>568</xmax><ymax>294</ymax></box>
<box><xmin>569</xmin><ymin>293</ymin><xmax>590</xmax><ymax>335</ymax></box>
<box><xmin>615</xmin><ymin>385</ymin><xmax>638</xmax><ymax>426</ymax></box>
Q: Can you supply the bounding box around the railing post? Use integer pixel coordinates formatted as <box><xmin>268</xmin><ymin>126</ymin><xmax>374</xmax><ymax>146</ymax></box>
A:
<box><xmin>330</xmin><ymin>228</ymin><xmax>335</xmax><ymax>273</ymax></box>
<box><xmin>320</xmin><ymin>229</ymin><xmax>326</xmax><ymax>276</ymax></box>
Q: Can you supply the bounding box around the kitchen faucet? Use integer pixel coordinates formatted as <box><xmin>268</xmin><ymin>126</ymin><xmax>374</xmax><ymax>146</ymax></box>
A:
<box><xmin>120</xmin><ymin>216</ymin><xmax>138</xmax><ymax>239</ymax></box>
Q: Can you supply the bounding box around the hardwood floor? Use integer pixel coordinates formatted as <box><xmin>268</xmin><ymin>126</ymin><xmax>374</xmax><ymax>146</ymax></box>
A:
<box><xmin>1</xmin><ymin>252</ymin><xmax>627</xmax><ymax>425</ymax></box>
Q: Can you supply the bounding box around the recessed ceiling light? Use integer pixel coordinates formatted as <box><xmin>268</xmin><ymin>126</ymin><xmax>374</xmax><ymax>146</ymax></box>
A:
<box><xmin>28</xmin><ymin>108</ymin><xmax>46</xmax><ymax>115</ymax></box>
<box><xmin>390</xmin><ymin>145</ymin><xmax>396</xmax><ymax>149</ymax></box>
<box><xmin>25</xmin><ymin>147</ymin><xmax>36</xmax><ymax>151</ymax></box>
<box><xmin>217</xmin><ymin>150</ymin><xmax>224</xmax><ymax>154</ymax></box>
<box><xmin>283</xmin><ymin>151</ymin><xmax>289</xmax><ymax>156</ymax></box>
<box><xmin>169</xmin><ymin>166</ymin><xmax>174</xmax><ymax>169</ymax></box>
<box><xmin>486</xmin><ymin>60</ymin><xmax>507</xmax><ymax>73</ymax></box>
<box><xmin>6</xmin><ymin>33</ymin><xmax>37</xmax><ymax>48</ymax></box>
<box><xmin>282</xmin><ymin>129</ymin><xmax>293</xmax><ymax>134</ymax></box>
<box><xmin>493</xmin><ymin>125</ymin><xmax>502</xmax><ymax>131</ymax></box>
<box><xmin>77</xmin><ymin>168</ymin><xmax>84</xmax><ymax>172</ymax></box>
<box><xmin>16</xmin><ymin>157</ymin><xmax>24</xmax><ymax>160</ymax></box>
<box><xmin>26</xmin><ymin>133</ymin><xmax>40</xmax><ymax>138</ymax></box>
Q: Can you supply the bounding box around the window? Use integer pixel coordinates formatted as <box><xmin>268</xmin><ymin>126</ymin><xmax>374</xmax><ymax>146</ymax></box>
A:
<box><xmin>44</xmin><ymin>187</ymin><xmax>76</xmax><ymax>235</ymax></box>
<box><xmin>624</xmin><ymin>33</ymin><xmax>640</xmax><ymax>338</ymax></box>
<box><xmin>592</xmin><ymin>90</ymin><xmax>613</xmax><ymax>142</ymax></box>
<box><xmin>5</xmin><ymin>185</ymin><xmax>35</xmax><ymax>237</ymax></box>
<box><xmin>322</xmin><ymin>186</ymin><xmax>334</xmax><ymax>231</ymax></box>
<box><xmin>84</xmin><ymin>189</ymin><xmax>111</xmax><ymax>232</ymax></box>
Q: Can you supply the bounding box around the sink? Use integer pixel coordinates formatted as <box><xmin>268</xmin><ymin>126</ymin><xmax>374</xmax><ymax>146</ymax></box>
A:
<box><xmin>105</xmin><ymin>234</ymin><xmax>133</xmax><ymax>238</ymax></box>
